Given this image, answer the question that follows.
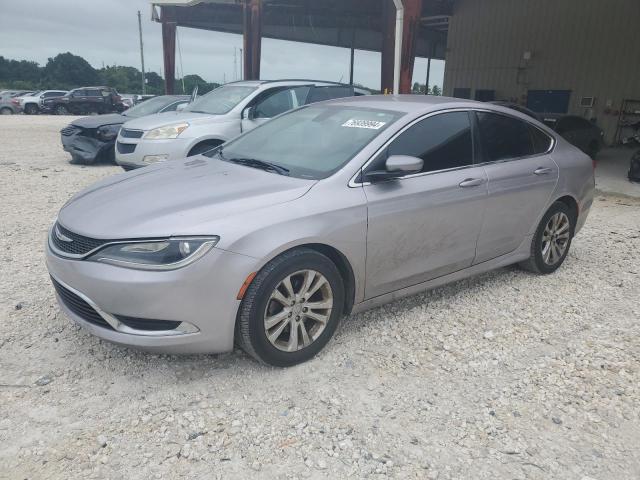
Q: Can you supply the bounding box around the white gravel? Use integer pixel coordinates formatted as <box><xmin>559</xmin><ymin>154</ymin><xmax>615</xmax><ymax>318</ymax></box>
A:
<box><xmin>1</xmin><ymin>115</ymin><xmax>640</xmax><ymax>480</ymax></box>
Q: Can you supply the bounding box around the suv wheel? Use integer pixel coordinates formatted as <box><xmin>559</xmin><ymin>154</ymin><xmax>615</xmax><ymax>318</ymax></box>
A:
<box><xmin>236</xmin><ymin>248</ymin><xmax>345</xmax><ymax>367</ymax></box>
<box><xmin>24</xmin><ymin>104</ymin><xmax>39</xmax><ymax>115</ymax></box>
<box><xmin>519</xmin><ymin>201</ymin><xmax>576</xmax><ymax>274</ymax></box>
<box><xmin>55</xmin><ymin>105</ymin><xmax>69</xmax><ymax>115</ymax></box>
<box><xmin>0</xmin><ymin>107</ymin><xmax>13</xmax><ymax>115</ymax></box>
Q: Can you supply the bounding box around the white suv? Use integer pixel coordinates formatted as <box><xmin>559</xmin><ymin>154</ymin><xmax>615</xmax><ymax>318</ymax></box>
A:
<box><xmin>18</xmin><ymin>90</ymin><xmax>68</xmax><ymax>115</ymax></box>
<box><xmin>115</xmin><ymin>80</ymin><xmax>367</xmax><ymax>170</ymax></box>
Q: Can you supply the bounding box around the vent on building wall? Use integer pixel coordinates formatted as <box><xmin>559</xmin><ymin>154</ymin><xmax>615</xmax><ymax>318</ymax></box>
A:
<box><xmin>580</xmin><ymin>97</ymin><xmax>595</xmax><ymax>108</ymax></box>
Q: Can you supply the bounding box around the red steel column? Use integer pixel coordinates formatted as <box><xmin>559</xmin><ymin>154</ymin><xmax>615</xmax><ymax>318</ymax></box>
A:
<box><xmin>161</xmin><ymin>7</ymin><xmax>176</xmax><ymax>94</ymax></box>
<box><xmin>380</xmin><ymin>0</ymin><xmax>395</xmax><ymax>94</ymax></box>
<box><xmin>243</xmin><ymin>0</ymin><xmax>263</xmax><ymax>80</ymax></box>
<box><xmin>400</xmin><ymin>0</ymin><xmax>422</xmax><ymax>94</ymax></box>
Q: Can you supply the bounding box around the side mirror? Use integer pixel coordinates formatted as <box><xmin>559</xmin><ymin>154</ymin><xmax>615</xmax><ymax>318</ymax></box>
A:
<box><xmin>363</xmin><ymin>155</ymin><xmax>424</xmax><ymax>183</ymax></box>
<box><xmin>242</xmin><ymin>106</ymin><xmax>255</xmax><ymax>121</ymax></box>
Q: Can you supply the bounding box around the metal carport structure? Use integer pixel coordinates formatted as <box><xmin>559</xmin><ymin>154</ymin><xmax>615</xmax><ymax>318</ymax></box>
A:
<box><xmin>151</xmin><ymin>0</ymin><xmax>452</xmax><ymax>94</ymax></box>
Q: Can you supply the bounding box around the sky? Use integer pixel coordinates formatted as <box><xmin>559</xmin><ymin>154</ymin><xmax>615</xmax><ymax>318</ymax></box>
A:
<box><xmin>0</xmin><ymin>0</ymin><xmax>445</xmax><ymax>91</ymax></box>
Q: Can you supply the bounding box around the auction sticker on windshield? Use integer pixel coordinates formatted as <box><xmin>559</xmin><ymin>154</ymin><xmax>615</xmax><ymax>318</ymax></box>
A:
<box><xmin>341</xmin><ymin>119</ymin><xmax>387</xmax><ymax>129</ymax></box>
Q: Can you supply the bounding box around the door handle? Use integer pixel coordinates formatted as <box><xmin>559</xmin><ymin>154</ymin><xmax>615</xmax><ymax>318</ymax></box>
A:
<box><xmin>458</xmin><ymin>178</ymin><xmax>485</xmax><ymax>188</ymax></box>
<box><xmin>534</xmin><ymin>167</ymin><xmax>553</xmax><ymax>175</ymax></box>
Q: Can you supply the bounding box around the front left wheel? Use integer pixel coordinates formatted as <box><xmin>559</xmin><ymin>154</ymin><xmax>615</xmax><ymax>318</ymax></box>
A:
<box><xmin>236</xmin><ymin>248</ymin><xmax>345</xmax><ymax>367</ymax></box>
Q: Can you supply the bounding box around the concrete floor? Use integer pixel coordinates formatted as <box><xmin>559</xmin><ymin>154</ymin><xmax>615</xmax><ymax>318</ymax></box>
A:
<box><xmin>595</xmin><ymin>147</ymin><xmax>640</xmax><ymax>198</ymax></box>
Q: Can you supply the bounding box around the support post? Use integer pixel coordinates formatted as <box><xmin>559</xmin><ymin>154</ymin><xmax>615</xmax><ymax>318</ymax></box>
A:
<box><xmin>380</xmin><ymin>1</ymin><xmax>395</xmax><ymax>94</ymax></box>
<box><xmin>138</xmin><ymin>10</ymin><xmax>146</xmax><ymax>95</ymax></box>
<box><xmin>399</xmin><ymin>0</ymin><xmax>422</xmax><ymax>94</ymax></box>
<box><xmin>243</xmin><ymin>0</ymin><xmax>262</xmax><ymax>80</ymax></box>
<box><xmin>161</xmin><ymin>7</ymin><xmax>176</xmax><ymax>95</ymax></box>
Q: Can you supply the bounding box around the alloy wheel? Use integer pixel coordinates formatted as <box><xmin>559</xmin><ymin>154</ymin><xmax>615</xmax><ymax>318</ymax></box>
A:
<box><xmin>541</xmin><ymin>212</ymin><xmax>570</xmax><ymax>265</ymax></box>
<box><xmin>263</xmin><ymin>269</ymin><xmax>333</xmax><ymax>352</ymax></box>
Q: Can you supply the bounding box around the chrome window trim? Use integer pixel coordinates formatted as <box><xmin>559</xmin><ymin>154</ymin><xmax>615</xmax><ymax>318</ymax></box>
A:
<box><xmin>349</xmin><ymin>107</ymin><xmax>556</xmax><ymax>188</ymax></box>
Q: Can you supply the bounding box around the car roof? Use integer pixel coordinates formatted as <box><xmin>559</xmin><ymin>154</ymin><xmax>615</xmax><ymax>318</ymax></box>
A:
<box><xmin>225</xmin><ymin>79</ymin><xmax>365</xmax><ymax>89</ymax></box>
<box><xmin>321</xmin><ymin>94</ymin><xmax>487</xmax><ymax>113</ymax></box>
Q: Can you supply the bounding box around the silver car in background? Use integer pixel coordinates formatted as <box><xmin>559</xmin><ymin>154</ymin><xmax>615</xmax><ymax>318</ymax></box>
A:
<box><xmin>46</xmin><ymin>96</ymin><xmax>594</xmax><ymax>367</ymax></box>
<box><xmin>114</xmin><ymin>80</ymin><xmax>367</xmax><ymax>170</ymax></box>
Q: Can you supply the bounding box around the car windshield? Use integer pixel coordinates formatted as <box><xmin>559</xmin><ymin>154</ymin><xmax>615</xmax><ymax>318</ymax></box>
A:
<box><xmin>123</xmin><ymin>96</ymin><xmax>184</xmax><ymax>117</ymax></box>
<box><xmin>207</xmin><ymin>105</ymin><xmax>403</xmax><ymax>180</ymax></box>
<box><xmin>184</xmin><ymin>85</ymin><xmax>256</xmax><ymax>115</ymax></box>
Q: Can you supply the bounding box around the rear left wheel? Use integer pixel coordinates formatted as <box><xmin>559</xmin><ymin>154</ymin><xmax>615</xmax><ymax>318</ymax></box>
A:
<box><xmin>236</xmin><ymin>248</ymin><xmax>345</xmax><ymax>367</ymax></box>
<box><xmin>519</xmin><ymin>201</ymin><xmax>575</xmax><ymax>274</ymax></box>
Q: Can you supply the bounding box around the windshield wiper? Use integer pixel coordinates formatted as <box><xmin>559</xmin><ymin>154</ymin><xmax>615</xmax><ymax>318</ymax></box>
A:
<box><xmin>227</xmin><ymin>157</ymin><xmax>290</xmax><ymax>176</ymax></box>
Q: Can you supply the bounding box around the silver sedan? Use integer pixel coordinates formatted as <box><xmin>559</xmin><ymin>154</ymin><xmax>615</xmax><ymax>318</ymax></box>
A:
<box><xmin>46</xmin><ymin>95</ymin><xmax>594</xmax><ymax>366</ymax></box>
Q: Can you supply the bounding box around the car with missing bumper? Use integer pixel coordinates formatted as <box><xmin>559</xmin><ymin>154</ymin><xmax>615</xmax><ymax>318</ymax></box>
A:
<box><xmin>115</xmin><ymin>79</ymin><xmax>368</xmax><ymax>170</ymax></box>
<box><xmin>46</xmin><ymin>95</ymin><xmax>594</xmax><ymax>367</ymax></box>
<box><xmin>60</xmin><ymin>95</ymin><xmax>190</xmax><ymax>165</ymax></box>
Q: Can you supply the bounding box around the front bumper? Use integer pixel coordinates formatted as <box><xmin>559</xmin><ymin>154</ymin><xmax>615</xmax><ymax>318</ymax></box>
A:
<box><xmin>61</xmin><ymin>131</ymin><xmax>114</xmax><ymax>164</ymax></box>
<box><xmin>115</xmin><ymin>135</ymin><xmax>192</xmax><ymax>169</ymax></box>
<box><xmin>45</xmin><ymin>236</ymin><xmax>258</xmax><ymax>354</ymax></box>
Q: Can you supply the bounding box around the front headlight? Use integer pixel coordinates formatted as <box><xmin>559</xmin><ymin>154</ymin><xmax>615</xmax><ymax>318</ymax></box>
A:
<box><xmin>89</xmin><ymin>237</ymin><xmax>219</xmax><ymax>270</ymax></box>
<box><xmin>145</xmin><ymin>123</ymin><xmax>189</xmax><ymax>140</ymax></box>
<box><xmin>97</xmin><ymin>124</ymin><xmax>121</xmax><ymax>141</ymax></box>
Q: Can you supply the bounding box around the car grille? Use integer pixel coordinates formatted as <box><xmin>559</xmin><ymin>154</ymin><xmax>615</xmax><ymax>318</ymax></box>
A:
<box><xmin>117</xmin><ymin>142</ymin><xmax>136</xmax><ymax>154</ymax></box>
<box><xmin>50</xmin><ymin>222</ymin><xmax>110</xmax><ymax>257</ymax></box>
<box><xmin>120</xmin><ymin>128</ymin><xmax>144</xmax><ymax>139</ymax></box>
<box><xmin>61</xmin><ymin>125</ymin><xmax>79</xmax><ymax>136</ymax></box>
<box><xmin>51</xmin><ymin>277</ymin><xmax>113</xmax><ymax>330</ymax></box>
<box><xmin>115</xmin><ymin>315</ymin><xmax>181</xmax><ymax>331</ymax></box>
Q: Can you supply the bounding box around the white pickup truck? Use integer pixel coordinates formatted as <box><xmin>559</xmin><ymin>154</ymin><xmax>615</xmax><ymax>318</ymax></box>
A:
<box><xmin>17</xmin><ymin>90</ymin><xmax>68</xmax><ymax>114</ymax></box>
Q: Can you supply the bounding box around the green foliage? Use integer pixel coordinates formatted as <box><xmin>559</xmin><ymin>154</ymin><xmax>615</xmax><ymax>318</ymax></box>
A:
<box><xmin>43</xmin><ymin>53</ymin><xmax>100</xmax><ymax>89</ymax></box>
<box><xmin>411</xmin><ymin>82</ymin><xmax>442</xmax><ymax>96</ymax></box>
<box><xmin>0</xmin><ymin>56</ymin><xmax>42</xmax><ymax>88</ymax></box>
<box><xmin>0</xmin><ymin>52</ymin><xmax>218</xmax><ymax>96</ymax></box>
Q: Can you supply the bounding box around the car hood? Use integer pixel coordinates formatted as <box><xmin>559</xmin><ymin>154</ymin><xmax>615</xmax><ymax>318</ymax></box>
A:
<box><xmin>121</xmin><ymin>111</ymin><xmax>228</xmax><ymax>131</ymax></box>
<box><xmin>58</xmin><ymin>157</ymin><xmax>316</xmax><ymax>240</ymax></box>
<box><xmin>71</xmin><ymin>113</ymin><xmax>125</xmax><ymax>129</ymax></box>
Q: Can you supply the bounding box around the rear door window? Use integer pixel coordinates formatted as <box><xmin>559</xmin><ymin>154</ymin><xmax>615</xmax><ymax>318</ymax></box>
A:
<box><xmin>476</xmin><ymin>112</ymin><xmax>535</xmax><ymax>161</ymax></box>
<box><xmin>254</xmin><ymin>89</ymin><xmax>295</xmax><ymax>118</ymax></box>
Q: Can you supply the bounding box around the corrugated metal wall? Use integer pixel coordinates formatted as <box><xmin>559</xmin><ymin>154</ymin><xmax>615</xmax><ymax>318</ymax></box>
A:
<box><xmin>443</xmin><ymin>0</ymin><xmax>640</xmax><ymax>143</ymax></box>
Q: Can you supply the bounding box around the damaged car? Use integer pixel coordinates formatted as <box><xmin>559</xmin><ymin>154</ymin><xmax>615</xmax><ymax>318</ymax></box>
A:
<box><xmin>60</xmin><ymin>95</ymin><xmax>190</xmax><ymax>165</ymax></box>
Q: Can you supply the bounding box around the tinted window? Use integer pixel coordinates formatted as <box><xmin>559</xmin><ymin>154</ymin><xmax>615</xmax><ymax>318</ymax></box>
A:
<box><xmin>476</xmin><ymin>112</ymin><xmax>534</xmax><ymax>161</ymax></box>
<box><xmin>86</xmin><ymin>90</ymin><xmax>102</xmax><ymax>97</ymax></box>
<box><xmin>529</xmin><ymin>126</ymin><xmax>553</xmax><ymax>154</ymax></box>
<box><xmin>385</xmin><ymin>111</ymin><xmax>473</xmax><ymax>173</ymax></box>
<box><xmin>71</xmin><ymin>90</ymin><xmax>86</xmax><ymax>97</ymax></box>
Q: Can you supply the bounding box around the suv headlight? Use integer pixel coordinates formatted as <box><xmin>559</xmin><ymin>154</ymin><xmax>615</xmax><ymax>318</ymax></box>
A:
<box><xmin>145</xmin><ymin>123</ymin><xmax>189</xmax><ymax>140</ymax></box>
<box><xmin>89</xmin><ymin>237</ymin><xmax>218</xmax><ymax>270</ymax></box>
<box><xmin>97</xmin><ymin>124</ymin><xmax>121</xmax><ymax>141</ymax></box>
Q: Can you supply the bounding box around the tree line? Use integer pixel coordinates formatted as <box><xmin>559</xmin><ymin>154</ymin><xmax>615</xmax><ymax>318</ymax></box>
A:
<box><xmin>0</xmin><ymin>52</ymin><xmax>219</xmax><ymax>95</ymax></box>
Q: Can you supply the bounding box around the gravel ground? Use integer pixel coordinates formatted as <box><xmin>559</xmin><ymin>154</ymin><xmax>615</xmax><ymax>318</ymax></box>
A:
<box><xmin>1</xmin><ymin>115</ymin><xmax>639</xmax><ymax>480</ymax></box>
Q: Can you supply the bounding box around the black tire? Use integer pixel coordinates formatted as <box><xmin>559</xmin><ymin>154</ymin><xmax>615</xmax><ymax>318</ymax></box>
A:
<box><xmin>188</xmin><ymin>141</ymin><xmax>222</xmax><ymax>157</ymax></box>
<box><xmin>24</xmin><ymin>104</ymin><xmax>39</xmax><ymax>115</ymax></box>
<box><xmin>236</xmin><ymin>248</ymin><xmax>345</xmax><ymax>367</ymax></box>
<box><xmin>55</xmin><ymin>105</ymin><xmax>69</xmax><ymax>115</ymax></box>
<box><xmin>519</xmin><ymin>201</ymin><xmax>576</xmax><ymax>274</ymax></box>
<box><xmin>0</xmin><ymin>107</ymin><xmax>13</xmax><ymax>115</ymax></box>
